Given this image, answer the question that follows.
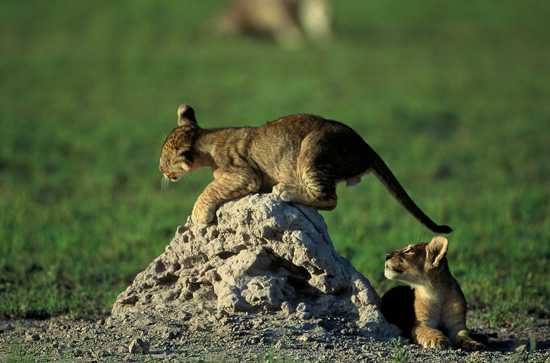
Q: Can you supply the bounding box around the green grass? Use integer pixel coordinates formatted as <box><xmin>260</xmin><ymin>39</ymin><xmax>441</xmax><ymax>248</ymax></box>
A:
<box><xmin>1</xmin><ymin>0</ymin><xmax>549</xmax><ymax>328</ymax></box>
<box><xmin>389</xmin><ymin>338</ymin><xmax>412</xmax><ymax>363</ymax></box>
<box><xmin>1</xmin><ymin>342</ymin><xmax>37</xmax><ymax>363</ymax></box>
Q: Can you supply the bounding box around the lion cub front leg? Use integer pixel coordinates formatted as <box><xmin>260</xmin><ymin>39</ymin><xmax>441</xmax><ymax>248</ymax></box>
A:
<box><xmin>191</xmin><ymin>170</ymin><xmax>260</xmax><ymax>224</ymax></box>
<box><xmin>412</xmin><ymin>324</ymin><xmax>450</xmax><ymax>349</ymax></box>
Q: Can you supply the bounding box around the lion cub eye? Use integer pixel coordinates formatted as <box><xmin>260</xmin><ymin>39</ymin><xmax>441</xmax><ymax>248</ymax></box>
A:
<box><xmin>179</xmin><ymin>150</ymin><xmax>193</xmax><ymax>162</ymax></box>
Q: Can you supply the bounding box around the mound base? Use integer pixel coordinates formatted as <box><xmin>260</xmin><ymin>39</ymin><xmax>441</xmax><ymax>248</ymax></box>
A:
<box><xmin>111</xmin><ymin>194</ymin><xmax>398</xmax><ymax>340</ymax></box>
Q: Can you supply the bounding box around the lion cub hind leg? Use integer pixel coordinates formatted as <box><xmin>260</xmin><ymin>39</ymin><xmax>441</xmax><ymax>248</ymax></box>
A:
<box><xmin>272</xmin><ymin>180</ymin><xmax>336</xmax><ymax>210</ymax></box>
<box><xmin>299</xmin><ymin>163</ymin><xmax>337</xmax><ymax>210</ymax></box>
<box><xmin>273</xmin><ymin>130</ymin><xmax>343</xmax><ymax>210</ymax></box>
<box><xmin>412</xmin><ymin>325</ymin><xmax>450</xmax><ymax>349</ymax></box>
<box><xmin>272</xmin><ymin>161</ymin><xmax>337</xmax><ymax>210</ymax></box>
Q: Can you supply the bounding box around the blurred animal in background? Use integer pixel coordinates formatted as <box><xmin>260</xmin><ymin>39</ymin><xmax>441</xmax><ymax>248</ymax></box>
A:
<box><xmin>159</xmin><ymin>104</ymin><xmax>452</xmax><ymax>234</ymax></box>
<box><xmin>382</xmin><ymin>237</ymin><xmax>483</xmax><ymax>350</ymax></box>
<box><xmin>216</xmin><ymin>0</ymin><xmax>332</xmax><ymax>48</ymax></box>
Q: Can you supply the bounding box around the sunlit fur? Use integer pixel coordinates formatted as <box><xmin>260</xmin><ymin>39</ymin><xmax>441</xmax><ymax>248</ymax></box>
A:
<box><xmin>158</xmin><ymin>103</ymin><xmax>452</xmax><ymax>232</ymax></box>
<box><xmin>159</xmin><ymin>126</ymin><xmax>196</xmax><ymax>182</ymax></box>
<box><xmin>382</xmin><ymin>237</ymin><xmax>483</xmax><ymax>350</ymax></box>
<box><xmin>217</xmin><ymin>0</ymin><xmax>332</xmax><ymax>48</ymax></box>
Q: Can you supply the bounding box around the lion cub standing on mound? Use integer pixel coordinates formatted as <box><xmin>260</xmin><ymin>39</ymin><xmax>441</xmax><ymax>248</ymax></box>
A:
<box><xmin>160</xmin><ymin>104</ymin><xmax>452</xmax><ymax>233</ymax></box>
<box><xmin>382</xmin><ymin>237</ymin><xmax>483</xmax><ymax>350</ymax></box>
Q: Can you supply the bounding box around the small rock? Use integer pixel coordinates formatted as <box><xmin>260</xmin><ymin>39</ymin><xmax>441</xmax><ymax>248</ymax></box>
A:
<box><xmin>164</xmin><ymin>327</ymin><xmax>181</xmax><ymax>340</ymax></box>
<box><xmin>280</xmin><ymin>301</ymin><xmax>294</xmax><ymax>317</ymax></box>
<box><xmin>0</xmin><ymin>322</ymin><xmax>12</xmax><ymax>333</ymax></box>
<box><xmin>25</xmin><ymin>332</ymin><xmax>40</xmax><ymax>342</ymax></box>
<box><xmin>301</xmin><ymin>322</ymin><xmax>317</xmax><ymax>330</ymax></box>
<box><xmin>215</xmin><ymin>310</ymin><xmax>228</xmax><ymax>320</ymax></box>
<box><xmin>251</xmin><ymin>320</ymin><xmax>261</xmax><ymax>329</ymax></box>
<box><xmin>151</xmin><ymin>353</ymin><xmax>169</xmax><ymax>360</ymax></box>
<box><xmin>295</xmin><ymin>302</ymin><xmax>312</xmax><ymax>319</ymax></box>
<box><xmin>218</xmin><ymin>317</ymin><xmax>229</xmax><ymax>326</ymax></box>
<box><xmin>128</xmin><ymin>337</ymin><xmax>150</xmax><ymax>354</ymax></box>
<box><xmin>248</xmin><ymin>336</ymin><xmax>260</xmax><ymax>344</ymax></box>
<box><xmin>515</xmin><ymin>344</ymin><xmax>527</xmax><ymax>352</ymax></box>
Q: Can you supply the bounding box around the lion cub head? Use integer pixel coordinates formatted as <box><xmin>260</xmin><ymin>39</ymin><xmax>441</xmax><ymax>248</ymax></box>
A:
<box><xmin>384</xmin><ymin>236</ymin><xmax>448</xmax><ymax>286</ymax></box>
<box><xmin>159</xmin><ymin>104</ymin><xmax>199</xmax><ymax>182</ymax></box>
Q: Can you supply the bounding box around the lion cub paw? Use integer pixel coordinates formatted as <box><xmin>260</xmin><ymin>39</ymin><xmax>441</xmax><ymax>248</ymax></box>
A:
<box><xmin>459</xmin><ymin>338</ymin><xmax>484</xmax><ymax>351</ymax></box>
<box><xmin>419</xmin><ymin>334</ymin><xmax>450</xmax><ymax>349</ymax></box>
<box><xmin>272</xmin><ymin>184</ymin><xmax>295</xmax><ymax>202</ymax></box>
<box><xmin>454</xmin><ymin>330</ymin><xmax>484</xmax><ymax>351</ymax></box>
<box><xmin>191</xmin><ymin>206</ymin><xmax>216</xmax><ymax>225</ymax></box>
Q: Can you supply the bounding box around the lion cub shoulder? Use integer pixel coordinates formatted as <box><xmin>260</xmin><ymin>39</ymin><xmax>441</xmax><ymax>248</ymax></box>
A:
<box><xmin>381</xmin><ymin>237</ymin><xmax>483</xmax><ymax>350</ymax></box>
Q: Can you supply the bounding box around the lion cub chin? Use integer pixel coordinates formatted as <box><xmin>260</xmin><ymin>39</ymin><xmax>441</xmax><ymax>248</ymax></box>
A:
<box><xmin>381</xmin><ymin>236</ymin><xmax>483</xmax><ymax>350</ymax></box>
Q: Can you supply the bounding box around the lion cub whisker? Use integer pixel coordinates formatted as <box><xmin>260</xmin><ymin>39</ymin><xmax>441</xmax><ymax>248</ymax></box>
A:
<box><xmin>160</xmin><ymin>175</ymin><xmax>170</xmax><ymax>191</ymax></box>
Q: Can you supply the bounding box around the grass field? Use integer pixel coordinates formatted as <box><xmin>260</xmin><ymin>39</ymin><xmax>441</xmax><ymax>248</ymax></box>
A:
<box><xmin>1</xmin><ymin>0</ymin><xmax>549</xmax><ymax>331</ymax></box>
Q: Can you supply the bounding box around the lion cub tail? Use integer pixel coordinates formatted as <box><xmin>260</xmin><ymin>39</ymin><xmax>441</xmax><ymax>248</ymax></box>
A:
<box><xmin>371</xmin><ymin>154</ymin><xmax>452</xmax><ymax>234</ymax></box>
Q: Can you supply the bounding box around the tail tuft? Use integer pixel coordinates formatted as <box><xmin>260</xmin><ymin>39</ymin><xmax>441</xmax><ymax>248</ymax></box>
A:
<box><xmin>432</xmin><ymin>224</ymin><xmax>453</xmax><ymax>234</ymax></box>
<box><xmin>371</xmin><ymin>153</ymin><xmax>453</xmax><ymax>234</ymax></box>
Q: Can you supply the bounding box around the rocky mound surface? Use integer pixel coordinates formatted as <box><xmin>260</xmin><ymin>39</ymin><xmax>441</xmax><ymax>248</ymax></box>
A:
<box><xmin>111</xmin><ymin>193</ymin><xmax>398</xmax><ymax>340</ymax></box>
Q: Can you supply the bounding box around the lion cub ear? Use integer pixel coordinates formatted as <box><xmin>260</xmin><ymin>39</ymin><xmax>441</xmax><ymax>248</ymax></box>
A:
<box><xmin>177</xmin><ymin>104</ymin><xmax>198</xmax><ymax>128</ymax></box>
<box><xmin>426</xmin><ymin>236</ymin><xmax>448</xmax><ymax>269</ymax></box>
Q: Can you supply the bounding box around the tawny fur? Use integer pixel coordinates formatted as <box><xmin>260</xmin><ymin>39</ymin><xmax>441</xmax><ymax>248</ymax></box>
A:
<box><xmin>217</xmin><ymin>0</ymin><xmax>332</xmax><ymax>47</ymax></box>
<box><xmin>382</xmin><ymin>237</ymin><xmax>483</xmax><ymax>350</ymax></box>
<box><xmin>159</xmin><ymin>104</ymin><xmax>452</xmax><ymax>234</ymax></box>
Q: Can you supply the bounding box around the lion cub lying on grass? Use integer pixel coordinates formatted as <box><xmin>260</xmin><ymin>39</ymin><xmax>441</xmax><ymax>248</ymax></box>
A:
<box><xmin>381</xmin><ymin>236</ymin><xmax>483</xmax><ymax>350</ymax></box>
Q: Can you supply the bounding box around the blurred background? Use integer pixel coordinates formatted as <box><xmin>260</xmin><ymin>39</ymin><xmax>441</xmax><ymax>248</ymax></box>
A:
<box><xmin>0</xmin><ymin>0</ymin><xmax>548</xmax><ymax>329</ymax></box>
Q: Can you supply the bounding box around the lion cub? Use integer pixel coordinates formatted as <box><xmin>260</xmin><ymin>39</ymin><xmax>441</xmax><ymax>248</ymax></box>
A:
<box><xmin>217</xmin><ymin>0</ymin><xmax>332</xmax><ymax>48</ymax></box>
<box><xmin>382</xmin><ymin>237</ymin><xmax>483</xmax><ymax>350</ymax></box>
<box><xmin>160</xmin><ymin>104</ymin><xmax>451</xmax><ymax>234</ymax></box>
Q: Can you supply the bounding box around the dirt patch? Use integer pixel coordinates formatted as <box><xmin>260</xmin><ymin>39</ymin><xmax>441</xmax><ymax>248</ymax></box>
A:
<box><xmin>0</xmin><ymin>316</ymin><xmax>549</xmax><ymax>362</ymax></box>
